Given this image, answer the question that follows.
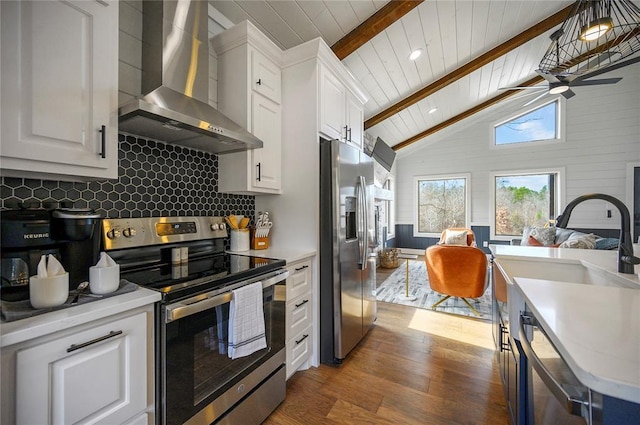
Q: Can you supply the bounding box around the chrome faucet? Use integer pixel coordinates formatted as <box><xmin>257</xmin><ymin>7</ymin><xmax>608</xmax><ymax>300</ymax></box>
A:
<box><xmin>555</xmin><ymin>193</ymin><xmax>640</xmax><ymax>274</ymax></box>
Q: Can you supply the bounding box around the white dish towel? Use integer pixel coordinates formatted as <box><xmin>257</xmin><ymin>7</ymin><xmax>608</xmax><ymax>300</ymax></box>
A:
<box><xmin>228</xmin><ymin>282</ymin><xmax>267</xmax><ymax>359</ymax></box>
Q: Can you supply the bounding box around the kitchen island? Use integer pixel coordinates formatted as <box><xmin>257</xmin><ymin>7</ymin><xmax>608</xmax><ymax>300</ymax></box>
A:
<box><xmin>490</xmin><ymin>244</ymin><xmax>640</xmax><ymax>423</ymax></box>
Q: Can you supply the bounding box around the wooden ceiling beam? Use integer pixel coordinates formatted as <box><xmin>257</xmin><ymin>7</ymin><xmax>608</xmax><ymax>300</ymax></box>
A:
<box><xmin>365</xmin><ymin>3</ymin><xmax>575</xmax><ymax>130</ymax></box>
<box><xmin>331</xmin><ymin>0</ymin><xmax>424</xmax><ymax>61</ymax></box>
<box><xmin>393</xmin><ymin>24</ymin><xmax>640</xmax><ymax>151</ymax></box>
<box><xmin>392</xmin><ymin>76</ymin><xmax>544</xmax><ymax>151</ymax></box>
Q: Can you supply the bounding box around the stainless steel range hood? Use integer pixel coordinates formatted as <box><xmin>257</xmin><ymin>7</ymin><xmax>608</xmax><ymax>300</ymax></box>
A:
<box><xmin>118</xmin><ymin>0</ymin><xmax>262</xmax><ymax>154</ymax></box>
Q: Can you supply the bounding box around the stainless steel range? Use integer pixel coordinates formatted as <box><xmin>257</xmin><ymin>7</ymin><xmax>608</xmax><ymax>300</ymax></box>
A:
<box><xmin>102</xmin><ymin>216</ymin><xmax>288</xmax><ymax>425</ymax></box>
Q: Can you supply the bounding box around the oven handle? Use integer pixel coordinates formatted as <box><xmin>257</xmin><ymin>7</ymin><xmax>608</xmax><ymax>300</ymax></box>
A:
<box><xmin>519</xmin><ymin>313</ymin><xmax>589</xmax><ymax>418</ymax></box>
<box><xmin>165</xmin><ymin>270</ymin><xmax>289</xmax><ymax>323</ymax></box>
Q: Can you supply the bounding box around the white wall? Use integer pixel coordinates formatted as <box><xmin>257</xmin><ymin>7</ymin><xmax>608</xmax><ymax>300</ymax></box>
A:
<box><xmin>394</xmin><ymin>63</ymin><xmax>640</xmax><ymax>232</ymax></box>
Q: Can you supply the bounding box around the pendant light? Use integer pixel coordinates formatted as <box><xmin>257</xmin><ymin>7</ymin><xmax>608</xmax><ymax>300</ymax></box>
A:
<box><xmin>538</xmin><ymin>0</ymin><xmax>640</xmax><ymax>78</ymax></box>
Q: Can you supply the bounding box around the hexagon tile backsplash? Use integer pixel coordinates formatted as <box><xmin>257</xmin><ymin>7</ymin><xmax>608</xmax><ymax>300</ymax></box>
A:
<box><xmin>0</xmin><ymin>134</ymin><xmax>255</xmax><ymax>219</ymax></box>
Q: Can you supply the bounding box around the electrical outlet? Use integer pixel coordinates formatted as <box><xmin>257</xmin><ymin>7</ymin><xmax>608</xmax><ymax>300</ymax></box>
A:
<box><xmin>483</xmin><ymin>241</ymin><xmax>489</xmax><ymax>247</ymax></box>
<box><xmin>605</xmin><ymin>202</ymin><xmax>612</xmax><ymax>218</ymax></box>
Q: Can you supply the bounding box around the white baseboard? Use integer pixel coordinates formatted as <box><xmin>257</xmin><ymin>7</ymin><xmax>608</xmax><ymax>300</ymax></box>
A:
<box><xmin>397</xmin><ymin>248</ymin><xmax>424</xmax><ymax>256</ymax></box>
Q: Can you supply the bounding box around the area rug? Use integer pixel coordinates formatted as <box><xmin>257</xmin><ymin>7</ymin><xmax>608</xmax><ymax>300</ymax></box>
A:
<box><xmin>375</xmin><ymin>260</ymin><xmax>492</xmax><ymax>321</ymax></box>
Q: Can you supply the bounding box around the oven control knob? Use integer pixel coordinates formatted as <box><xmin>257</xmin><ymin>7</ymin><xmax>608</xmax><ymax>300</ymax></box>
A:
<box><xmin>210</xmin><ymin>223</ymin><xmax>219</xmax><ymax>231</ymax></box>
<box><xmin>123</xmin><ymin>227</ymin><xmax>137</xmax><ymax>238</ymax></box>
<box><xmin>106</xmin><ymin>228</ymin><xmax>121</xmax><ymax>239</ymax></box>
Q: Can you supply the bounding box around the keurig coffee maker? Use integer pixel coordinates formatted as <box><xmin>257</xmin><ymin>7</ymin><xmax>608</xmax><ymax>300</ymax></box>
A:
<box><xmin>0</xmin><ymin>203</ymin><xmax>102</xmax><ymax>301</ymax></box>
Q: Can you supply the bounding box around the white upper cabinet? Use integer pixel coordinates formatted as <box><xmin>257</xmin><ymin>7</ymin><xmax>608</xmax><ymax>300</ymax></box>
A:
<box><xmin>346</xmin><ymin>91</ymin><xmax>364</xmax><ymax>150</ymax></box>
<box><xmin>319</xmin><ymin>67</ymin><xmax>347</xmax><ymax>141</ymax></box>
<box><xmin>0</xmin><ymin>0</ymin><xmax>119</xmax><ymax>180</ymax></box>
<box><xmin>212</xmin><ymin>21</ymin><xmax>283</xmax><ymax>195</ymax></box>
<box><xmin>251</xmin><ymin>93</ymin><xmax>282</xmax><ymax>190</ymax></box>
<box><xmin>319</xmin><ymin>64</ymin><xmax>364</xmax><ymax>150</ymax></box>
<box><xmin>252</xmin><ymin>50</ymin><xmax>282</xmax><ymax>105</ymax></box>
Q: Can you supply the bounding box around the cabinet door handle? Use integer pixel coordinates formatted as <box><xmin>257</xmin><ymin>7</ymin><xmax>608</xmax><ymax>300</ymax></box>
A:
<box><xmin>256</xmin><ymin>78</ymin><xmax>262</xmax><ymax>86</ymax></box>
<box><xmin>67</xmin><ymin>330</ymin><xmax>123</xmax><ymax>353</ymax></box>
<box><xmin>347</xmin><ymin>127</ymin><xmax>352</xmax><ymax>142</ymax></box>
<box><xmin>343</xmin><ymin>125</ymin><xmax>348</xmax><ymax>141</ymax></box>
<box><xmin>295</xmin><ymin>299</ymin><xmax>309</xmax><ymax>308</ymax></box>
<box><xmin>256</xmin><ymin>162</ymin><xmax>261</xmax><ymax>181</ymax></box>
<box><xmin>295</xmin><ymin>334</ymin><xmax>309</xmax><ymax>345</ymax></box>
<box><xmin>99</xmin><ymin>125</ymin><xmax>106</xmax><ymax>159</ymax></box>
<box><xmin>294</xmin><ymin>265</ymin><xmax>309</xmax><ymax>272</ymax></box>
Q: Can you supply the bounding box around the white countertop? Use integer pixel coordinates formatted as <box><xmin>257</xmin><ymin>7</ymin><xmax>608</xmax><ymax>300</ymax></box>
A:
<box><xmin>490</xmin><ymin>244</ymin><xmax>640</xmax><ymax>403</ymax></box>
<box><xmin>515</xmin><ymin>278</ymin><xmax>640</xmax><ymax>403</ymax></box>
<box><xmin>0</xmin><ymin>288</ymin><xmax>160</xmax><ymax>348</ymax></box>
<box><xmin>230</xmin><ymin>248</ymin><xmax>316</xmax><ymax>264</ymax></box>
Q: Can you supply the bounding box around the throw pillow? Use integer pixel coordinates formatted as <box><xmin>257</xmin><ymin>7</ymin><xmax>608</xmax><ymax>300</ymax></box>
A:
<box><xmin>527</xmin><ymin>236</ymin><xmax>560</xmax><ymax>247</ymax></box>
<box><xmin>595</xmin><ymin>237</ymin><xmax>619</xmax><ymax>250</ymax></box>
<box><xmin>559</xmin><ymin>233</ymin><xmax>598</xmax><ymax>249</ymax></box>
<box><xmin>554</xmin><ymin>228</ymin><xmax>589</xmax><ymax>244</ymax></box>
<box><xmin>521</xmin><ymin>226</ymin><xmax>556</xmax><ymax>246</ymax></box>
<box><xmin>527</xmin><ymin>236</ymin><xmax>543</xmax><ymax>246</ymax></box>
<box><xmin>443</xmin><ymin>229</ymin><xmax>468</xmax><ymax>246</ymax></box>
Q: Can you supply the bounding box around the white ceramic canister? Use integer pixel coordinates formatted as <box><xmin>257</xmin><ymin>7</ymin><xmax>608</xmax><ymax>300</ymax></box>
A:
<box><xmin>229</xmin><ymin>228</ymin><xmax>250</xmax><ymax>252</ymax></box>
<box><xmin>29</xmin><ymin>272</ymin><xmax>69</xmax><ymax>309</ymax></box>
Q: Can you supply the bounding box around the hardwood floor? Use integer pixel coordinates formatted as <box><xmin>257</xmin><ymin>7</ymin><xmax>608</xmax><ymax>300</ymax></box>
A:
<box><xmin>265</xmin><ymin>261</ymin><xmax>509</xmax><ymax>425</ymax></box>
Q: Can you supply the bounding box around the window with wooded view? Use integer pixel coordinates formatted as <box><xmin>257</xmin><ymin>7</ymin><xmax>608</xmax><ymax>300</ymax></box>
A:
<box><xmin>416</xmin><ymin>176</ymin><xmax>467</xmax><ymax>235</ymax></box>
<box><xmin>494</xmin><ymin>172</ymin><xmax>558</xmax><ymax>236</ymax></box>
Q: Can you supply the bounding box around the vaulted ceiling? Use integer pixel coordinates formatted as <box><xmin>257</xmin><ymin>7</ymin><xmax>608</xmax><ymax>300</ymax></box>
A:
<box><xmin>209</xmin><ymin>1</ymin><xmax>637</xmax><ymax>150</ymax></box>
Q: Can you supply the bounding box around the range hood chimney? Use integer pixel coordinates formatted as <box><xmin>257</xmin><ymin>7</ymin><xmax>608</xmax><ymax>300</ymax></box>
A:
<box><xmin>119</xmin><ymin>0</ymin><xmax>263</xmax><ymax>154</ymax></box>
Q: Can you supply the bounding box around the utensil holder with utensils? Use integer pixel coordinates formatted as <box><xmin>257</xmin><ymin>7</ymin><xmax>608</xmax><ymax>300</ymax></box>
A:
<box><xmin>230</xmin><ymin>228</ymin><xmax>250</xmax><ymax>252</ymax></box>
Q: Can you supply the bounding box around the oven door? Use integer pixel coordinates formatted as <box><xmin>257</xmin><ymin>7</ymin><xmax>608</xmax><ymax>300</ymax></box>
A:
<box><xmin>160</xmin><ymin>270</ymin><xmax>288</xmax><ymax>425</ymax></box>
<box><xmin>519</xmin><ymin>310</ymin><xmax>593</xmax><ymax>425</ymax></box>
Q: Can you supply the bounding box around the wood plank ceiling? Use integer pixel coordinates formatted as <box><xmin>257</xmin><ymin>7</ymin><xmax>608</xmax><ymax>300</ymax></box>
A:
<box><xmin>208</xmin><ymin>1</ymin><xmax>585</xmax><ymax>149</ymax></box>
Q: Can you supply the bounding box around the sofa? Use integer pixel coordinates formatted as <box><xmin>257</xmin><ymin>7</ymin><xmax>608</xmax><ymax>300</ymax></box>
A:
<box><xmin>516</xmin><ymin>226</ymin><xmax>620</xmax><ymax>250</ymax></box>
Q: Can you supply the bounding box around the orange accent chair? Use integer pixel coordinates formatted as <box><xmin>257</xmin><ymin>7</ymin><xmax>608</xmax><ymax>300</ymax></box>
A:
<box><xmin>425</xmin><ymin>228</ymin><xmax>488</xmax><ymax>316</ymax></box>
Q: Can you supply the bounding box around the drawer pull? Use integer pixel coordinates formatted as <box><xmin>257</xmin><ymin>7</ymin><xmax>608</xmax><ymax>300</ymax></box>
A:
<box><xmin>294</xmin><ymin>265</ymin><xmax>309</xmax><ymax>272</ymax></box>
<box><xmin>295</xmin><ymin>334</ymin><xmax>309</xmax><ymax>345</ymax></box>
<box><xmin>67</xmin><ymin>330</ymin><xmax>123</xmax><ymax>353</ymax></box>
<box><xmin>295</xmin><ymin>299</ymin><xmax>309</xmax><ymax>308</ymax></box>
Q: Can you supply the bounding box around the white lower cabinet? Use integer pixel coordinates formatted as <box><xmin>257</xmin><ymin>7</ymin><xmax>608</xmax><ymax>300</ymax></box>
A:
<box><xmin>3</xmin><ymin>306</ymin><xmax>154</xmax><ymax>425</ymax></box>
<box><xmin>285</xmin><ymin>257</ymin><xmax>313</xmax><ymax>379</ymax></box>
<box><xmin>286</xmin><ymin>325</ymin><xmax>312</xmax><ymax>378</ymax></box>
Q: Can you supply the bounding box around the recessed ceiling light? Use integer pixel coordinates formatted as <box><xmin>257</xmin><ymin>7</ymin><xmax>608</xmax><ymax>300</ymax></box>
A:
<box><xmin>409</xmin><ymin>49</ymin><xmax>422</xmax><ymax>61</ymax></box>
<box><xmin>428</xmin><ymin>107</ymin><xmax>438</xmax><ymax>114</ymax></box>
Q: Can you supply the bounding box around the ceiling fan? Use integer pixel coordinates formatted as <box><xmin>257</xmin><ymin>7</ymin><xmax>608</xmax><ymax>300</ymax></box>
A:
<box><xmin>500</xmin><ymin>55</ymin><xmax>640</xmax><ymax>107</ymax></box>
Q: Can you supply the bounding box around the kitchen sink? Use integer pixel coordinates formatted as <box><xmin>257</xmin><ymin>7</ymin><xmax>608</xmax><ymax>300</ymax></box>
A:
<box><xmin>495</xmin><ymin>258</ymin><xmax>639</xmax><ymax>289</ymax></box>
<box><xmin>495</xmin><ymin>256</ymin><xmax>639</xmax><ymax>340</ymax></box>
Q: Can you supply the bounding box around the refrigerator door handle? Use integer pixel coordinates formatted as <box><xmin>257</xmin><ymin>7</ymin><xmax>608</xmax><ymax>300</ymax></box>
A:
<box><xmin>358</xmin><ymin>175</ymin><xmax>368</xmax><ymax>270</ymax></box>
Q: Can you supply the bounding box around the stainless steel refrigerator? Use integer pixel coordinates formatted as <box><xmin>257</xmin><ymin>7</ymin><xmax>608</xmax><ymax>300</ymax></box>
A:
<box><xmin>319</xmin><ymin>138</ymin><xmax>377</xmax><ymax>364</ymax></box>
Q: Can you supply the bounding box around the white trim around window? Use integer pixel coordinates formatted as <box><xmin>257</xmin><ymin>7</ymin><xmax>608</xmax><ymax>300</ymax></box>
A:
<box><xmin>490</xmin><ymin>97</ymin><xmax>567</xmax><ymax>149</ymax></box>
<box><xmin>385</xmin><ymin>177</ymin><xmax>395</xmax><ymax>240</ymax></box>
<box><xmin>413</xmin><ymin>173</ymin><xmax>471</xmax><ymax>238</ymax></box>
<box><xmin>489</xmin><ymin>167</ymin><xmax>566</xmax><ymax>241</ymax></box>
